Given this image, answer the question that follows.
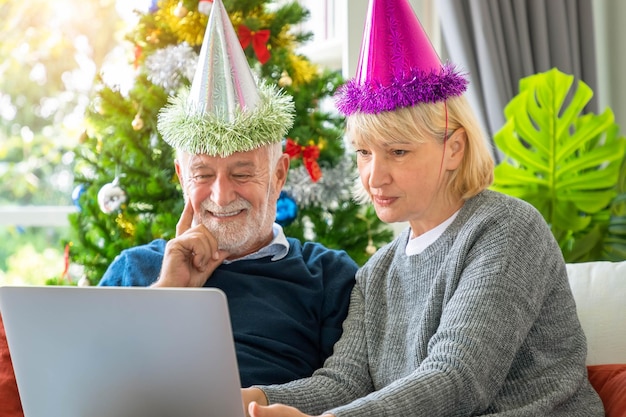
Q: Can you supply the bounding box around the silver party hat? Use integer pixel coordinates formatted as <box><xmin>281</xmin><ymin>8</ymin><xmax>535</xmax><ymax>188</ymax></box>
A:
<box><xmin>157</xmin><ymin>0</ymin><xmax>294</xmax><ymax>156</ymax></box>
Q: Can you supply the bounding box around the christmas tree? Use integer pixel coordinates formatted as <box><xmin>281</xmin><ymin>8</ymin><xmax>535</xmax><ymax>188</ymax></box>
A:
<box><xmin>67</xmin><ymin>0</ymin><xmax>392</xmax><ymax>285</ymax></box>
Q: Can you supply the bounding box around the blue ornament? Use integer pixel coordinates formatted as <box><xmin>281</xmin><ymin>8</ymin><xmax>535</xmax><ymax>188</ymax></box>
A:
<box><xmin>72</xmin><ymin>184</ymin><xmax>86</xmax><ymax>210</ymax></box>
<box><xmin>276</xmin><ymin>191</ymin><xmax>298</xmax><ymax>227</ymax></box>
<box><xmin>149</xmin><ymin>0</ymin><xmax>160</xmax><ymax>13</ymax></box>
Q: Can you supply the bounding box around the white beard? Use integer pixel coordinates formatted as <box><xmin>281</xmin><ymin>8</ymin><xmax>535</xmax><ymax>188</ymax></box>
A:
<box><xmin>197</xmin><ymin>197</ymin><xmax>273</xmax><ymax>255</ymax></box>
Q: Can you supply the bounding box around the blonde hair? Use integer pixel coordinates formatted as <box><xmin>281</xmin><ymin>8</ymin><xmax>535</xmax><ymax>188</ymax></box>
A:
<box><xmin>347</xmin><ymin>95</ymin><xmax>494</xmax><ymax>203</ymax></box>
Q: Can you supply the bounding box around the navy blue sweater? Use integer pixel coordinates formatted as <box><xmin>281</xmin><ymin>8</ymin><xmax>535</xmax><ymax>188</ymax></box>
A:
<box><xmin>98</xmin><ymin>238</ymin><xmax>357</xmax><ymax>387</ymax></box>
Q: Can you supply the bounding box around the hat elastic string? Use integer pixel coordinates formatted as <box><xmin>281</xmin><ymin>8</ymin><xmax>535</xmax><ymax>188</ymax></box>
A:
<box><xmin>437</xmin><ymin>100</ymin><xmax>449</xmax><ymax>182</ymax></box>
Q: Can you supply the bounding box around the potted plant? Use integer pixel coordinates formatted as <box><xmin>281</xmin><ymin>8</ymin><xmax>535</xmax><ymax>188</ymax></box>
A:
<box><xmin>491</xmin><ymin>68</ymin><xmax>626</xmax><ymax>262</ymax></box>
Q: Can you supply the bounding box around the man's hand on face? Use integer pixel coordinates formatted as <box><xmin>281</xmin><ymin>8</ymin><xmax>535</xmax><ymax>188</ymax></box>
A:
<box><xmin>153</xmin><ymin>199</ymin><xmax>231</xmax><ymax>287</ymax></box>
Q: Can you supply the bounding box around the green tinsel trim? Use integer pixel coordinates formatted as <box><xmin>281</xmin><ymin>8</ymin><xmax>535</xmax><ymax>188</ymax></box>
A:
<box><xmin>157</xmin><ymin>82</ymin><xmax>295</xmax><ymax>156</ymax></box>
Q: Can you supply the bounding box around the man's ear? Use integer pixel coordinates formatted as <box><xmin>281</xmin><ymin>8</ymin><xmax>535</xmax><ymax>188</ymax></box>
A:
<box><xmin>445</xmin><ymin>128</ymin><xmax>466</xmax><ymax>171</ymax></box>
<box><xmin>174</xmin><ymin>159</ymin><xmax>185</xmax><ymax>188</ymax></box>
<box><xmin>274</xmin><ymin>153</ymin><xmax>290</xmax><ymax>189</ymax></box>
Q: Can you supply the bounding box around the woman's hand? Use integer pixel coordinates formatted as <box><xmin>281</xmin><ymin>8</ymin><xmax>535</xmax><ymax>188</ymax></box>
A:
<box><xmin>248</xmin><ymin>402</ymin><xmax>311</xmax><ymax>417</ymax></box>
<box><xmin>242</xmin><ymin>387</ymin><xmax>268</xmax><ymax>412</ymax></box>
<box><xmin>242</xmin><ymin>389</ymin><xmax>334</xmax><ymax>417</ymax></box>
<box><xmin>249</xmin><ymin>402</ymin><xmax>335</xmax><ymax>417</ymax></box>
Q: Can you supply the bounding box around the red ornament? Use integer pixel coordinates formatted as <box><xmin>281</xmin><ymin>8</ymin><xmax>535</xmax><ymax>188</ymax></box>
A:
<box><xmin>238</xmin><ymin>25</ymin><xmax>271</xmax><ymax>64</ymax></box>
<box><xmin>285</xmin><ymin>138</ymin><xmax>322</xmax><ymax>182</ymax></box>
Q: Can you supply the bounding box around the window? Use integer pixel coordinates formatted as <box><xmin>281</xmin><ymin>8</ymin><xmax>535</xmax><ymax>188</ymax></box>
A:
<box><xmin>0</xmin><ymin>0</ymin><xmax>140</xmax><ymax>285</ymax></box>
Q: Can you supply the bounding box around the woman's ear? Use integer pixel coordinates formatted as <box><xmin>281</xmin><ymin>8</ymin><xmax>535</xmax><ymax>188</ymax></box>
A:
<box><xmin>445</xmin><ymin>128</ymin><xmax>466</xmax><ymax>170</ymax></box>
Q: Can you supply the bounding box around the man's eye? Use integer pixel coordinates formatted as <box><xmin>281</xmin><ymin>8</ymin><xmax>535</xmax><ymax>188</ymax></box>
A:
<box><xmin>190</xmin><ymin>175</ymin><xmax>211</xmax><ymax>184</ymax></box>
<box><xmin>232</xmin><ymin>174</ymin><xmax>252</xmax><ymax>180</ymax></box>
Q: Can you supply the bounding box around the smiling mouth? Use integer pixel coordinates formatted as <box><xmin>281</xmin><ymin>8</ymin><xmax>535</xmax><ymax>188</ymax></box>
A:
<box><xmin>210</xmin><ymin>209</ymin><xmax>244</xmax><ymax>218</ymax></box>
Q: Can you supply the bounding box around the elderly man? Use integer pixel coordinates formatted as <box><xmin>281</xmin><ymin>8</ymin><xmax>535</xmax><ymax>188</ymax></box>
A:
<box><xmin>98</xmin><ymin>0</ymin><xmax>357</xmax><ymax>388</ymax></box>
<box><xmin>99</xmin><ymin>143</ymin><xmax>357</xmax><ymax>388</ymax></box>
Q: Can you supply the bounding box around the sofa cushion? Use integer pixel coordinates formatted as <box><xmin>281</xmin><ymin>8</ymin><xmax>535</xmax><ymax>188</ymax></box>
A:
<box><xmin>0</xmin><ymin>314</ymin><xmax>23</xmax><ymax>417</ymax></box>
<box><xmin>566</xmin><ymin>261</ymin><xmax>626</xmax><ymax>365</ymax></box>
<box><xmin>587</xmin><ymin>364</ymin><xmax>626</xmax><ymax>417</ymax></box>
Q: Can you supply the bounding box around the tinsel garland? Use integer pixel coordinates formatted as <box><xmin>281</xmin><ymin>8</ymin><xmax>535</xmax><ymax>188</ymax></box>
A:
<box><xmin>145</xmin><ymin>42</ymin><xmax>198</xmax><ymax>93</ymax></box>
<box><xmin>283</xmin><ymin>157</ymin><xmax>355</xmax><ymax>210</ymax></box>
<box><xmin>288</xmin><ymin>54</ymin><xmax>317</xmax><ymax>86</ymax></box>
<box><xmin>157</xmin><ymin>83</ymin><xmax>295</xmax><ymax>157</ymax></box>
<box><xmin>156</xmin><ymin>0</ymin><xmax>207</xmax><ymax>46</ymax></box>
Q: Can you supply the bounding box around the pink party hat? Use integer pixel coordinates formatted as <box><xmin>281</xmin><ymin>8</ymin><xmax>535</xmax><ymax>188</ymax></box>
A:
<box><xmin>335</xmin><ymin>0</ymin><xmax>467</xmax><ymax>115</ymax></box>
<box><xmin>158</xmin><ymin>0</ymin><xmax>294</xmax><ymax>156</ymax></box>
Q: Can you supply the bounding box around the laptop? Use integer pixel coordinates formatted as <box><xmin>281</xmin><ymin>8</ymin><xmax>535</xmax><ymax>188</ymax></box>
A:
<box><xmin>0</xmin><ymin>286</ymin><xmax>246</xmax><ymax>417</ymax></box>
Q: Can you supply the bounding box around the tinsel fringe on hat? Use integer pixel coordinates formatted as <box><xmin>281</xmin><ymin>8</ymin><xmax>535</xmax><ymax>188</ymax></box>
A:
<box><xmin>157</xmin><ymin>81</ymin><xmax>295</xmax><ymax>156</ymax></box>
<box><xmin>334</xmin><ymin>64</ymin><xmax>468</xmax><ymax>116</ymax></box>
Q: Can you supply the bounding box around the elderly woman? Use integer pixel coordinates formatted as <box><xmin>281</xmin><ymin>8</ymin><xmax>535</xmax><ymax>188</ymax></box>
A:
<box><xmin>242</xmin><ymin>0</ymin><xmax>604</xmax><ymax>416</ymax></box>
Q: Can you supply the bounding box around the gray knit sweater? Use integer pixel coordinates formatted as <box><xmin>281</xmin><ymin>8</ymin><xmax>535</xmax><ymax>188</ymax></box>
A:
<box><xmin>261</xmin><ymin>190</ymin><xmax>604</xmax><ymax>416</ymax></box>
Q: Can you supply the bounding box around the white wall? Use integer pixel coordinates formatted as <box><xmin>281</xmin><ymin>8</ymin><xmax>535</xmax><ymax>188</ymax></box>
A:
<box><xmin>594</xmin><ymin>0</ymin><xmax>626</xmax><ymax>131</ymax></box>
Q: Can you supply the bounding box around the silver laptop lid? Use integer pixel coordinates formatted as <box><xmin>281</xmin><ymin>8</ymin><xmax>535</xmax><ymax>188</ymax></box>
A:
<box><xmin>0</xmin><ymin>286</ymin><xmax>245</xmax><ymax>417</ymax></box>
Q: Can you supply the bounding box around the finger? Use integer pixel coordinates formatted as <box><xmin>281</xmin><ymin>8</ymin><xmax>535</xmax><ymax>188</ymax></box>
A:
<box><xmin>176</xmin><ymin>198</ymin><xmax>195</xmax><ymax>237</ymax></box>
<box><xmin>193</xmin><ymin>224</ymin><xmax>224</xmax><ymax>261</ymax></box>
<box><xmin>249</xmin><ymin>402</ymin><xmax>304</xmax><ymax>417</ymax></box>
<box><xmin>192</xmin><ymin>243</ymin><xmax>229</xmax><ymax>272</ymax></box>
<box><xmin>248</xmin><ymin>402</ymin><xmax>266</xmax><ymax>417</ymax></box>
<box><xmin>189</xmin><ymin>248</ymin><xmax>206</xmax><ymax>272</ymax></box>
<box><xmin>215</xmin><ymin>249</ymin><xmax>231</xmax><ymax>262</ymax></box>
<box><xmin>185</xmin><ymin>229</ymin><xmax>226</xmax><ymax>272</ymax></box>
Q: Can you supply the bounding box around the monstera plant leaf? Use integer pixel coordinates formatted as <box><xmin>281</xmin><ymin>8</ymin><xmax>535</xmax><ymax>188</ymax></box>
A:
<box><xmin>491</xmin><ymin>68</ymin><xmax>626</xmax><ymax>262</ymax></box>
<box><xmin>603</xmin><ymin>155</ymin><xmax>626</xmax><ymax>260</ymax></box>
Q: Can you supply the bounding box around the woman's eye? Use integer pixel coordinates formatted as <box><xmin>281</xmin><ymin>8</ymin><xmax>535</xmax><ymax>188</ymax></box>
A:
<box><xmin>356</xmin><ymin>149</ymin><xmax>370</xmax><ymax>156</ymax></box>
<box><xmin>392</xmin><ymin>150</ymin><xmax>407</xmax><ymax>156</ymax></box>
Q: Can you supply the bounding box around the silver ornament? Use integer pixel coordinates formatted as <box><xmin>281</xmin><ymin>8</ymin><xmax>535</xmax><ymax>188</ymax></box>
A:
<box><xmin>284</xmin><ymin>157</ymin><xmax>355</xmax><ymax>209</ymax></box>
<box><xmin>198</xmin><ymin>0</ymin><xmax>213</xmax><ymax>15</ymax></box>
<box><xmin>97</xmin><ymin>179</ymin><xmax>127</xmax><ymax>214</ymax></box>
<box><xmin>145</xmin><ymin>43</ymin><xmax>198</xmax><ymax>94</ymax></box>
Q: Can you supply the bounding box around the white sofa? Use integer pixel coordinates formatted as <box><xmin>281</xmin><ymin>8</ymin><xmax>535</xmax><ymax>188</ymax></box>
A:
<box><xmin>566</xmin><ymin>261</ymin><xmax>626</xmax><ymax>366</ymax></box>
<box><xmin>565</xmin><ymin>261</ymin><xmax>626</xmax><ymax>416</ymax></box>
